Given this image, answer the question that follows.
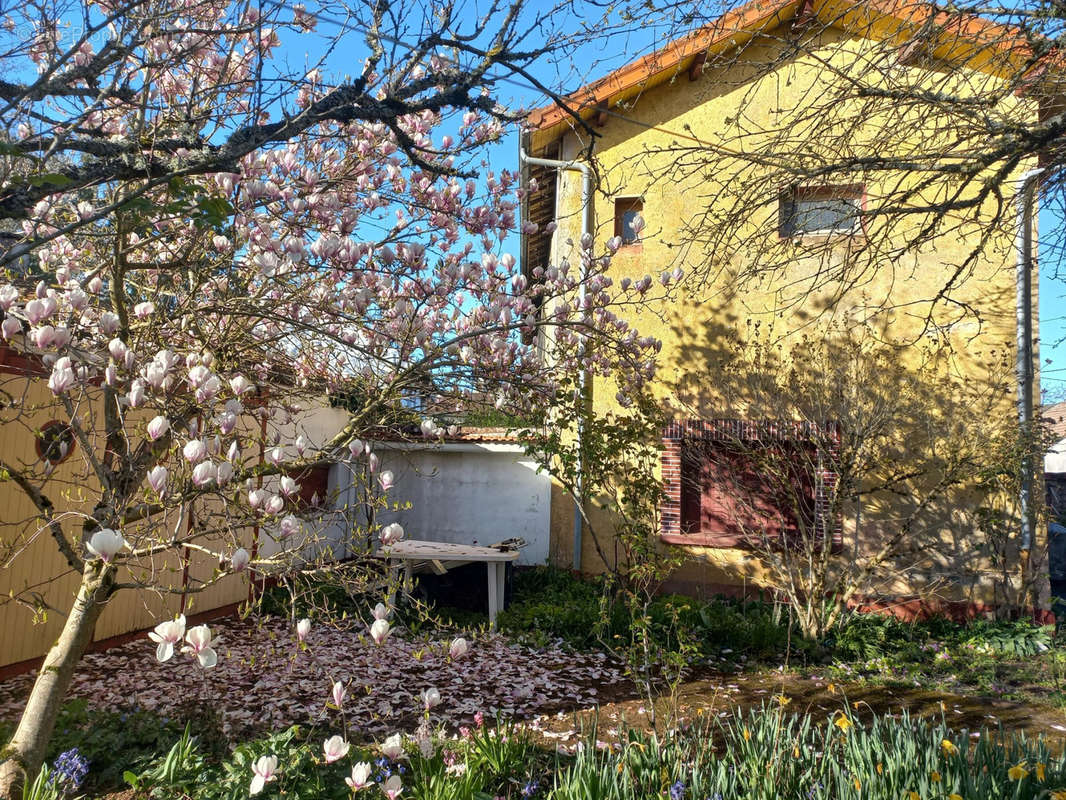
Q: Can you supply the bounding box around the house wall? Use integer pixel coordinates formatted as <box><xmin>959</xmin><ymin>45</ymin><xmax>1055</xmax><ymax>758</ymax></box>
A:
<box><xmin>536</xmin><ymin>23</ymin><xmax>1043</xmax><ymax>609</ymax></box>
<box><xmin>331</xmin><ymin>443</ymin><xmax>551</xmax><ymax>566</ymax></box>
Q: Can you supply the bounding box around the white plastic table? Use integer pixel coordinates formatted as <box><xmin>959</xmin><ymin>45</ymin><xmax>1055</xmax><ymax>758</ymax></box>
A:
<box><xmin>379</xmin><ymin>540</ymin><xmax>520</xmax><ymax>626</ymax></box>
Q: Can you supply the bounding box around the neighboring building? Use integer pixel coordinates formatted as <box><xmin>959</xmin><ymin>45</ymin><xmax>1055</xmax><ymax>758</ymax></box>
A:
<box><xmin>521</xmin><ymin>0</ymin><xmax>1047</xmax><ymax>615</ymax></box>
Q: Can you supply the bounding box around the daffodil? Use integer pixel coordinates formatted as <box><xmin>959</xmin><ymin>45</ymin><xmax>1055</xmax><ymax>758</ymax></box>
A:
<box><xmin>853</xmin><ymin>777</ymin><xmax>861</xmax><ymax>791</ymax></box>
<box><xmin>1008</xmin><ymin>762</ymin><xmax>1030</xmax><ymax>781</ymax></box>
<box><xmin>930</xmin><ymin>771</ymin><xmax>941</xmax><ymax>783</ymax></box>
<box><xmin>1038</xmin><ymin>763</ymin><xmax>1047</xmax><ymax>782</ymax></box>
<box><xmin>941</xmin><ymin>739</ymin><xmax>958</xmax><ymax>756</ymax></box>
<box><xmin>742</xmin><ymin>726</ymin><xmax>751</xmax><ymax>741</ymax></box>
<box><xmin>834</xmin><ymin>713</ymin><xmax>853</xmax><ymax>733</ymax></box>
<box><xmin>906</xmin><ymin>791</ymin><xmax>920</xmax><ymax>800</ymax></box>
<box><xmin>948</xmin><ymin>794</ymin><xmax>963</xmax><ymax>800</ymax></box>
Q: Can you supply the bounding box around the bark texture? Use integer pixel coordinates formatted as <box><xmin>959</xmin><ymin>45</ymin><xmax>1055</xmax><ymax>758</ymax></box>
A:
<box><xmin>0</xmin><ymin>563</ymin><xmax>113</xmax><ymax>799</ymax></box>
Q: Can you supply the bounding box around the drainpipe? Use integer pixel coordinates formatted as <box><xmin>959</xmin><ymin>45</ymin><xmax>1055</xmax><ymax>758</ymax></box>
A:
<box><xmin>1015</xmin><ymin>167</ymin><xmax>1043</xmax><ymax>557</ymax></box>
<box><xmin>519</xmin><ymin>143</ymin><xmax>593</xmax><ymax>572</ymax></box>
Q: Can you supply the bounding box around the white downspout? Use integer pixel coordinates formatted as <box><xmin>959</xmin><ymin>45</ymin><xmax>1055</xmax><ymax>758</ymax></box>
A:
<box><xmin>1016</xmin><ymin>167</ymin><xmax>1043</xmax><ymax>556</ymax></box>
<box><xmin>519</xmin><ymin>145</ymin><xmax>593</xmax><ymax>572</ymax></box>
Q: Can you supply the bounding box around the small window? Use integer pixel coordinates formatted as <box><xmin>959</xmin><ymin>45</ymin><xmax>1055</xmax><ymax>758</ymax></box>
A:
<box><xmin>36</xmin><ymin>421</ymin><xmax>75</xmax><ymax>465</ymax></box>
<box><xmin>614</xmin><ymin>198</ymin><xmax>643</xmax><ymax>245</ymax></box>
<box><xmin>780</xmin><ymin>185</ymin><xmax>862</xmax><ymax>237</ymax></box>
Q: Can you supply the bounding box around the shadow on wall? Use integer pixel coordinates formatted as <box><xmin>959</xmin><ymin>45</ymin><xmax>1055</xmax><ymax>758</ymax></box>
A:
<box><xmin>656</xmin><ymin>285</ymin><xmax>1038</xmax><ymax>614</ymax></box>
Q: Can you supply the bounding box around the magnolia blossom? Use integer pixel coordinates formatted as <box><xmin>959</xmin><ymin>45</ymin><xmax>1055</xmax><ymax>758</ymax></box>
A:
<box><xmin>379</xmin><ymin>470</ymin><xmax>394</xmax><ymax>492</ymax></box>
<box><xmin>380</xmin><ymin>522</ymin><xmax>404</xmax><ymax>546</ymax></box>
<box><xmin>147</xmin><ymin>465</ymin><xmax>167</xmax><ymax>494</ymax></box>
<box><xmin>420</xmin><ymin>687</ymin><xmax>441</xmax><ymax>710</ymax></box>
<box><xmin>191</xmin><ymin>461</ymin><xmax>216</xmax><ymax>487</ymax></box>
<box><xmin>133</xmin><ymin>301</ymin><xmax>155</xmax><ymax>318</ymax></box>
<box><xmin>279</xmin><ymin>475</ymin><xmax>298</xmax><ymax>496</ymax></box>
<box><xmin>296</xmin><ymin>617</ymin><xmax>311</xmax><ymax>642</ymax></box>
<box><xmin>48</xmin><ymin>356</ymin><xmax>74</xmax><ymax>394</ymax></box>
<box><xmin>279</xmin><ymin>514</ymin><xmax>300</xmax><ymax>537</ymax></box>
<box><xmin>331</xmin><ymin>680</ymin><xmax>346</xmax><ymax>708</ymax></box>
<box><xmin>181</xmin><ymin>624</ymin><xmax>218</xmax><ymax>668</ymax></box>
<box><xmin>370</xmin><ymin>618</ymin><xmax>390</xmax><ymax>645</ymax></box>
<box><xmin>380</xmin><ymin>733</ymin><xmax>403</xmax><ymax>760</ymax></box>
<box><xmin>127</xmin><ymin>380</ymin><xmax>146</xmax><ymax>408</ymax></box>
<box><xmin>265</xmin><ymin>494</ymin><xmax>285</xmax><ymax>514</ymax></box>
<box><xmin>346</xmin><ymin>762</ymin><xmax>373</xmax><ymax>791</ymax></box>
<box><xmin>183</xmin><ymin>439</ymin><xmax>208</xmax><ymax>463</ymax></box>
<box><xmin>248</xmin><ymin>488</ymin><xmax>266</xmax><ymax>509</ymax></box>
<box><xmin>383</xmin><ymin>775</ymin><xmax>403</xmax><ymax>800</ymax></box>
<box><xmin>267</xmin><ymin>446</ymin><xmax>284</xmax><ymax>465</ymax></box>
<box><xmin>249</xmin><ymin>755</ymin><xmax>278</xmax><ymax>795</ymax></box>
<box><xmin>372</xmin><ymin>602</ymin><xmax>389</xmax><ymax>621</ymax></box>
<box><xmin>348</xmin><ymin>439</ymin><xmax>364</xmax><ymax>458</ymax></box>
<box><xmin>147</xmin><ymin>614</ymin><xmax>186</xmax><ymax>662</ymax></box>
<box><xmin>449</xmin><ymin>637</ymin><xmax>468</xmax><ymax>660</ymax></box>
<box><xmin>146</xmin><ymin>416</ymin><xmax>170</xmax><ymax>441</ymax></box>
<box><xmin>86</xmin><ymin>529</ymin><xmax>126</xmax><ymax>562</ymax></box>
<box><xmin>323</xmin><ymin>735</ymin><xmax>350</xmax><ymax>763</ymax></box>
<box><xmin>231</xmin><ymin>547</ymin><xmax>250</xmax><ymax>572</ymax></box>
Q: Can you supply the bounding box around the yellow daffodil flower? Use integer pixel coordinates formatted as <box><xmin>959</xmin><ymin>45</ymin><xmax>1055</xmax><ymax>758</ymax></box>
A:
<box><xmin>907</xmin><ymin>790</ymin><xmax>920</xmax><ymax>800</ymax></box>
<box><xmin>930</xmin><ymin>771</ymin><xmax>941</xmax><ymax>783</ymax></box>
<box><xmin>1008</xmin><ymin>763</ymin><xmax>1030</xmax><ymax>781</ymax></box>
<box><xmin>941</xmin><ymin>739</ymin><xmax>958</xmax><ymax>756</ymax></box>
<box><xmin>834</xmin><ymin>714</ymin><xmax>853</xmax><ymax>733</ymax></box>
<box><xmin>1038</xmin><ymin>763</ymin><xmax>1047</xmax><ymax>782</ymax></box>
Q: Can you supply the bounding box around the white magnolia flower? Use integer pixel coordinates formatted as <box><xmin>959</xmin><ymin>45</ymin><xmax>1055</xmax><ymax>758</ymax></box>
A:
<box><xmin>86</xmin><ymin>529</ymin><xmax>126</xmax><ymax>562</ymax></box>
<box><xmin>323</xmin><ymin>735</ymin><xmax>350</xmax><ymax>763</ymax></box>
<box><xmin>296</xmin><ymin>617</ymin><xmax>311</xmax><ymax>642</ymax></box>
<box><xmin>449</xmin><ymin>637</ymin><xmax>469</xmax><ymax>660</ymax></box>
<box><xmin>420</xmin><ymin>687</ymin><xmax>441</xmax><ymax>710</ymax></box>
<box><xmin>231</xmin><ymin>547</ymin><xmax>250</xmax><ymax>572</ymax></box>
<box><xmin>380</xmin><ymin>522</ymin><xmax>404</xmax><ymax>546</ymax></box>
<box><xmin>249</xmin><ymin>755</ymin><xmax>277</xmax><ymax>795</ymax></box>
<box><xmin>370</xmin><ymin>618</ymin><xmax>390</xmax><ymax>645</ymax></box>
<box><xmin>147</xmin><ymin>614</ymin><xmax>186</xmax><ymax>662</ymax></box>
<box><xmin>380</xmin><ymin>733</ymin><xmax>404</xmax><ymax>760</ymax></box>
<box><xmin>346</xmin><ymin>762</ymin><xmax>373</xmax><ymax>790</ymax></box>
<box><xmin>181</xmin><ymin>624</ymin><xmax>218</xmax><ymax>668</ymax></box>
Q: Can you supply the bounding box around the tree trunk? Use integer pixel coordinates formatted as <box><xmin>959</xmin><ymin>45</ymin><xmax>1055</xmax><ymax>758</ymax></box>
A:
<box><xmin>0</xmin><ymin>563</ymin><xmax>114</xmax><ymax>799</ymax></box>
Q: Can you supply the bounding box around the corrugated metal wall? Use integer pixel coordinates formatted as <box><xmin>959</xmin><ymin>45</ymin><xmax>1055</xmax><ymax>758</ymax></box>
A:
<box><xmin>0</xmin><ymin>370</ymin><xmax>252</xmax><ymax>671</ymax></box>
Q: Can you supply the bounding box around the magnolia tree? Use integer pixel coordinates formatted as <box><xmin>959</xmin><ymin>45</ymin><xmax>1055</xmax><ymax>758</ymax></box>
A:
<box><xmin>0</xmin><ymin>0</ymin><xmax>668</xmax><ymax>793</ymax></box>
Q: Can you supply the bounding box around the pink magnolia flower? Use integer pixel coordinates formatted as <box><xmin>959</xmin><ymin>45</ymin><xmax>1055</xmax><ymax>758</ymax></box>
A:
<box><xmin>267</xmin><ymin>446</ymin><xmax>283</xmax><ymax>465</ymax></box>
<box><xmin>230</xmin><ymin>374</ymin><xmax>254</xmax><ymax>395</ymax></box>
<box><xmin>421</xmin><ymin>687</ymin><xmax>441</xmax><ymax>710</ymax></box>
<box><xmin>183</xmin><ymin>439</ymin><xmax>208</xmax><ymax>463</ymax></box>
<box><xmin>368</xmin><ymin>453</ymin><xmax>379</xmax><ymax>473</ymax></box>
<box><xmin>146</xmin><ymin>416</ymin><xmax>169</xmax><ymax>441</ymax></box>
<box><xmin>380</xmin><ymin>733</ymin><xmax>403</xmax><ymax>760</ymax></box>
<box><xmin>372</xmin><ymin>602</ymin><xmax>389</xmax><ymax>621</ymax></box>
<box><xmin>86</xmin><ymin>529</ymin><xmax>126</xmax><ymax>562</ymax></box>
<box><xmin>191</xmin><ymin>461</ymin><xmax>216</xmax><ymax>487</ymax></box>
<box><xmin>346</xmin><ymin>762</ymin><xmax>373</xmax><ymax>791</ymax></box>
<box><xmin>249</xmin><ymin>755</ymin><xmax>277</xmax><ymax>795</ymax></box>
<box><xmin>248</xmin><ymin>488</ymin><xmax>266</xmax><ymax>509</ymax></box>
<box><xmin>2</xmin><ymin>317</ymin><xmax>20</xmax><ymax>339</ymax></box>
<box><xmin>296</xmin><ymin>617</ymin><xmax>311</xmax><ymax>642</ymax></box>
<box><xmin>322</xmin><ymin>735</ymin><xmax>350</xmax><ymax>763</ymax></box>
<box><xmin>331</xmin><ymin>680</ymin><xmax>346</xmax><ymax>708</ymax></box>
<box><xmin>148</xmin><ymin>614</ymin><xmax>186</xmax><ymax>662</ymax></box>
<box><xmin>449</xmin><ymin>637</ymin><xmax>468</xmax><ymax>660</ymax></box>
<box><xmin>379</xmin><ymin>470</ymin><xmax>394</xmax><ymax>492</ymax></box>
<box><xmin>133</xmin><ymin>301</ymin><xmax>155</xmax><ymax>318</ymax></box>
<box><xmin>370</xmin><ymin>618</ymin><xmax>390</xmax><ymax>645</ymax></box>
<box><xmin>380</xmin><ymin>523</ymin><xmax>404</xmax><ymax>546</ymax></box>
<box><xmin>147</xmin><ymin>465</ymin><xmax>167</xmax><ymax>494</ymax></box>
<box><xmin>279</xmin><ymin>515</ymin><xmax>300</xmax><ymax>537</ymax></box>
<box><xmin>279</xmin><ymin>475</ymin><xmax>298</xmax><ymax>496</ymax></box>
<box><xmin>48</xmin><ymin>356</ymin><xmax>74</xmax><ymax>394</ymax></box>
<box><xmin>181</xmin><ymin>624</ymin><xmax>218</xmax><ymax>668</ymax></box>
<box><xmin>216</xmin><ymin>461</ymin><xmax>233</xmax><ymax>485</ymax></box>
<box><xmin>383</xmin><ymin>774</ymin><xmax>403</xmax><ymax>800</ymax></box>
<box><xmin>127</xmin><ymin>380</ymin><xmax>146</xmax><ymax>408</ymax></box>
<box><xmin>348</xmin><ymin>439</ymin><xmax>364</xmax><ymax>458</ymax></box>
<box><xmin>231</xmin><ymin>547</ymin><xmax>250</xmax><ymax>571</ymax></box>
<box><xmin>265</xmin><ymin>495</ymin><xmax>285</xmax><ymax>514</ymax></box>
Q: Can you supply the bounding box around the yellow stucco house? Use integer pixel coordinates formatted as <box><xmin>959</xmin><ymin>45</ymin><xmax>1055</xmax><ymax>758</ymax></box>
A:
<box><xmin>520</xmin><ymin>0</ymin><xmax>1052</xmax><ymax>619</ymax></box>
